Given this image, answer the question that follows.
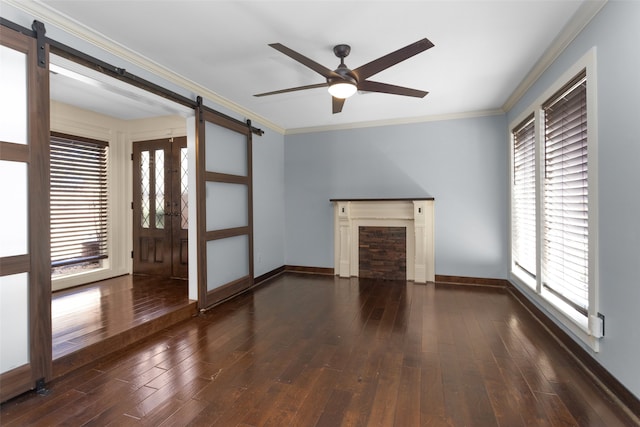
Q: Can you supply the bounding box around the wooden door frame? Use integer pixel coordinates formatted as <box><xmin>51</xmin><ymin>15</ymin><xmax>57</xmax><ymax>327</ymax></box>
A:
<box><xmin>195</xmin><ymin>107</ymin><xmax>254</xmax><ymax>310</ymax></box>
<box><xmin>0</xmin><ymin>26</ymin><xmax>51</xmax><ymax>402</ymax></box>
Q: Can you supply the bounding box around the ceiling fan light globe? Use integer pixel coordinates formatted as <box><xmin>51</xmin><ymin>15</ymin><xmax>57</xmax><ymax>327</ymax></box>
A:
<box><xmin>328</xmin><ymin>82</ymin><xmax>357</xmax><ymax>99</ymax></box>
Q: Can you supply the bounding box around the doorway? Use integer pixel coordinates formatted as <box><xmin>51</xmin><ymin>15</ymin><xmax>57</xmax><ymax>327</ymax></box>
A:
<box><xmin>132</xmin><ymin>137</ymin><xmax>188</xmax><ymax>279</ymax></box>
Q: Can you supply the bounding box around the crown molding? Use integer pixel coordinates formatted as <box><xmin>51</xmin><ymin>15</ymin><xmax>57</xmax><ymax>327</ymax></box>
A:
<box><xmin>5</xmin><ymin>0</ymin><xmax>286</xmax><ymax>135</ymax></box>
<box><xmin>502</xmin><ymin>0</ymin><xmax>607</xmax><ymax>113</ymax></box>
<box><xmin>285</xmin><ymin>108</ymin><xmax>505</xmax><ymax>135</ymax></box>
<box><xmin>7</xmin><ymin>0</ymin><xmax>601</xmax><ymax>136</ymax></box>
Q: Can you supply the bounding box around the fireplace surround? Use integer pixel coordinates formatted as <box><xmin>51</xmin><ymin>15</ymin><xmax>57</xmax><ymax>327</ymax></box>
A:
<box><xmin>331</xmin><ymin>198</ymin><xmax>435</xmax><ymax>283</ymax></box>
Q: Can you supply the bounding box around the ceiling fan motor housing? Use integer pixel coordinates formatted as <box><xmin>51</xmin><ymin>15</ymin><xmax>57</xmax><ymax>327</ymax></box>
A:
<box><xmin>330</xmin><ymin>44</ymin><xmax>358</xmax><ymax>85</ymax></box>
<box><xmin>329</xmin><ymin>65</ymin><xmax>358</xmax><ymax>86</ymax></box>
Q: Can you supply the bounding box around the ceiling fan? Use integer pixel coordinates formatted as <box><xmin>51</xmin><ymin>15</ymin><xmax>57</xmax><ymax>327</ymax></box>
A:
<box><xmin>254</xmin><ymin>38</ymin><xmax>434</xmax><ymax>114</ymax></box>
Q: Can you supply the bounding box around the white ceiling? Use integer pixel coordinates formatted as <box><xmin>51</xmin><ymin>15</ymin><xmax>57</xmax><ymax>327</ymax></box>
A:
<box><xmin>25</xmin><ymin>0</ymin><xmax>601</xmax><ymax>132</ymax></box>
<box><xmin>50</xmin><ymin>55</ymin><xmax>193</xmax><ymax>120</ymax></box>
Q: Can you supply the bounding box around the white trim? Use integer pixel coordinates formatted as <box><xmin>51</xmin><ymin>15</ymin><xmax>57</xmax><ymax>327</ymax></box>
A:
<box><xmin>510</xmin><ymin>274</ymin><xmax>599</xmax><ymax>352</ymax></box>
<box><xmin>502</xmin><ymin>0</ymin><xmax>607</xmax><ymax>112</ymax></box>
<box><xmin>508</xmin><ymin>47</ymin><xmax>600</xmax><ymax>351</ymax></box>
<box><xmin>584</xmin><ymin>50</ymin><xmax>600</xmax><ymax>345</ymax></box>
<box><xmin>286</xmin><ymin>109</ymin><xmax>504</xmax><ymax>135</ymax></box>
<box><xmin>186</xmin><ymin>119</ymin><xmax>198</xmax><ymax>301</ymax></box>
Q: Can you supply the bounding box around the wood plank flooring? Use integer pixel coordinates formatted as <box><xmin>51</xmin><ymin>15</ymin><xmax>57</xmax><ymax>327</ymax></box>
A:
<box><xmin>52</xmin><ymin>275</ymin><xmax>192</xmax><ymax>360</ymax></box>
<box><xmin>2</xmin><ymin>273</ymin><xmax>638</xmax><ymax>426</ymax></box>
<box><xmin>51</xmin><ymin>274</ymin><xmax>196</xmax><ymax>379</ymax></box>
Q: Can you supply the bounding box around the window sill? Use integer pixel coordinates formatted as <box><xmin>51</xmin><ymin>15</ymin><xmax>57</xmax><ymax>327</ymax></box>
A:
<box><xmin>52</xmin><ymin>265</ymin><xmax>124</xmax><ymax>292</ymax></box>
<box><xmin>511</xmin><ymin>266</ymin><xmax>536</xmax><ymax>289</ymax></box>
<box><xmin>509</xmin><ymin>271</ymin><xmax>599</xmax><ymax>352</ymax></box>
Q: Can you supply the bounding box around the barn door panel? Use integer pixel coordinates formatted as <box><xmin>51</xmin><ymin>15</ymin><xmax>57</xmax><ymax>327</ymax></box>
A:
<box><xmin>0</xmin><ymin>25</ymin><xmax>51</xmax><ymax>402</ymax></box>
<box><xmin>196</xmin><ymin>109</ymin><xmax>253</xmax><ymax>309</ymax></box>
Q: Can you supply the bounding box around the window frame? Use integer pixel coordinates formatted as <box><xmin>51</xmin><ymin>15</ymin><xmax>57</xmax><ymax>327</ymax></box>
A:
<box><xmin>542</xmin><ymin>70</ymin><xmax>589</xmax><ymax>317</ymax></box>
<box><xmin>509</xmin><ymin>48</ymin><xmax>600</xmax><ymax>351</ymax></box>
<box><xmin>511</xmin><ymin>113</ymin><xmax>537</xmax><ymax>284</ymax></box>
<box><xmin>50</xmin><ymin>132</ymin><xmax>109</xmax><ymax>278</ymax></box>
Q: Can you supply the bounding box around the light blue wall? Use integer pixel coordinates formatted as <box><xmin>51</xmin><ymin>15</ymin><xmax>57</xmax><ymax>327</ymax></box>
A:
<box><xmin>253</xmin><ymin>125</ymin><xmax>286</xmax><ymax>276</ymax></box>
<box><xmin>284</xmin><ymin>115</ymin><xmax>509</xmax><ymax>279</ymax></box>
<box><xmin>507</xmin><ymin>1</ymin><xmax>640</xmax><ymax>399</ymax></box>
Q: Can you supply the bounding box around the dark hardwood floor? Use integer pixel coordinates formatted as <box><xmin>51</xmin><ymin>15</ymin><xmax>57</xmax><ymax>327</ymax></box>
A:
<box><xmin>52</xmin><ymin>275</ymin><xmax>191</xmax><ymax>359</ymax></box>
<box><xmin>2</xmin><ymin>273</ymin><xmax>638</xmax><ymax>426</ymax></box>
<box><xmin>51</xmin><ymin>274</ymin><xmax>196</xmax><ymax>379</ymax></box>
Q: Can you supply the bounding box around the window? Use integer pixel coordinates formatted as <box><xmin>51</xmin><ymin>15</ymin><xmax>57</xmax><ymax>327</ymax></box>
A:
<box><xmin>512</xmin><ymin>114</ymin><xmax>537</xmax><ymax>281</ymax></box>
<box><xmin>50</xmin><ymin>133</ymin><xmax>108</xmax><ymax>277</ymax></box>
<box><xmin>542</xmin><ymin>71</ymin><xmax>589</xmax><ymax>316</ymax></box>
<box><xmin>510</xmin><ymin>49</ymin><xmax>598</xmax><ymax>348</ymax></box>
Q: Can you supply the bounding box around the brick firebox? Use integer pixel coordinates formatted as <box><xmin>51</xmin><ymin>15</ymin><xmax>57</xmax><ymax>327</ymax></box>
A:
<box><xmin>359</xmin><ymin>226</ymin><xmax>407</xmax><ymax>280</ymax></box>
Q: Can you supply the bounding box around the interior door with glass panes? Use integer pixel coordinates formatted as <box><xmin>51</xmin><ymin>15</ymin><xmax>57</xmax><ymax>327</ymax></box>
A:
<box><xmin>0</xmin><ymin>25</ymin><xmax>51</xmax><ymax>403</ymax></box>
<box><xmin>132</xmin><ymin>137</ymin><xmax>188</xmax><ymax>278</ymax></box>
<box><xmin>196</xmin><ymin>109</ymin><xmax>253</xmax><ymax>310</ymax></box>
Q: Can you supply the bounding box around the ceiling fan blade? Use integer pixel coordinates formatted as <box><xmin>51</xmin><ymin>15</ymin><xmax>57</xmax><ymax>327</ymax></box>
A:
<box><xmin>332</xmin><ymin>97</ymin><xmax>345</xmax><ymax>114</ymax></box>
<box><xmin>358</xmin><ymin>80</ymin><xmax>428</xmax><ymax>98</ymax></box>
<box><xmin>269</xmin><ymin>43</ymin><xmax>340</xmax><ymax>79</ymax></box>
<box><xmin>353</xmin><ymin>38</ymin><xmax>434</xmax><ymax>81</ymax></box>
<box><xmin>254</xmin><ymin>83</ymin><xmax>328</xmax><ymax>97</ymax></box>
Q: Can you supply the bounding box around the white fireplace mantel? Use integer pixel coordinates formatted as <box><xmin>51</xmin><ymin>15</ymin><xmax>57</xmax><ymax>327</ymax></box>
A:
<box><xmin>331</xmin><ymin>198</ymin><xmax>435</xmax><ymax>283</ymax></box>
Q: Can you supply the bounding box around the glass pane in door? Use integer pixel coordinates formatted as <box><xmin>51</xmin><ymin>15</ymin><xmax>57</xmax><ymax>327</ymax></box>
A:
<box><xmin>155</xmin><ymin>149</ymin><xmax>165</xmax><ymax>229</ymax></box>
<box><xmin>205</xmin><ymin>182</ymin><xmax>248</xmax><ymax>231</ymax></box>
<box><xmin>0</xmin><ymin>161</ymin><xmax>28</xmax><ymax>257</ymax></box>
<box><xmin>0</xmin><ymin>273</ymin><xmax>29</xmax><ymax>373</ymax></box>
<box><xmin>180</xmin><ymin>147</ymin><xmax>188</xmax><ymax>229</ymax></box>
<box><xmin>206</xmin><ymin>235</ymin><xmax>249</xmax><ymax>291</ymax></box>
<box><xmin>204</xmin><ymin>121</ymin><xmax>247</xmax><ymax>176</ymax></box>
<box><xmin>0</xmin><ymin>45</ymin><xmax>27</xmax><ymax>145</ymax></box>
<box><xmin>141</xmin><ymin>151</ymin><xmax>150</xmax><ymax>228</ymax></box>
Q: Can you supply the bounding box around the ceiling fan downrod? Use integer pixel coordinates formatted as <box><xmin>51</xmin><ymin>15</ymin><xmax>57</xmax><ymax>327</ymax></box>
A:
<box><xmin>331</xmin><ymin>44</ymin><xmax>357</xmax><ymax>85</ymax></box>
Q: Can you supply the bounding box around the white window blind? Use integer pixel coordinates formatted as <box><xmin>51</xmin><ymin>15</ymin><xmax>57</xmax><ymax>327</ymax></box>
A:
<box><xmin>512</xmin><ymin>114</ymin><xmax>537</xmax><ymax>279</ymax></box>
<box><xmin>50</xmin><ymin>133</ymin><xmax>108</xmax><ymax>268</ymax></box>
<box><xmin>542</xmin><ymin>70</ymin><xmax>588</xmax><ymax>316</ymax></box>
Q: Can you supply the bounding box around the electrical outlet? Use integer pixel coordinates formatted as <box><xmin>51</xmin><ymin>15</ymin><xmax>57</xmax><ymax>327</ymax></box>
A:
<box><xmin>590</xmin><ymin>313</ymin><xmax>605</xmax><ymax>338</ymax></box>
